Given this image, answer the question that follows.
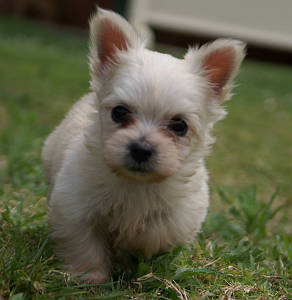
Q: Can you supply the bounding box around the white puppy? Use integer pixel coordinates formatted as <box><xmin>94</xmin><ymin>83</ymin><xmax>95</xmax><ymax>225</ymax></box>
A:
<box><xmin>42</xmin><ymin>8</ymin><xmax>245</xmax><ymax>283</ymax></box>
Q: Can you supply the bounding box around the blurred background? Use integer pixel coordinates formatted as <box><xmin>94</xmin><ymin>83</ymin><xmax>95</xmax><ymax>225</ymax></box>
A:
<box><xmin>0</xmin><ymin>0</ymin><xmax>127</xmax><ymax>27</ymax></box>
<box><xmin>0</xmin><ymin>0</ymin><xmax>291</xmax><ymax>228</ymax></box>
<box><xmin>2</xmin><ymin>0</ymin><xmax>292</xmax><ymax>62</ymax></box>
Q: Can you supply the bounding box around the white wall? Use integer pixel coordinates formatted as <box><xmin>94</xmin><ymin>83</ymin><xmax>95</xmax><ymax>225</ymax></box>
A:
<box><xmin>129</xmin><ymin>0</ymin><xmax>292</xmax><ymax>51</ymax></box>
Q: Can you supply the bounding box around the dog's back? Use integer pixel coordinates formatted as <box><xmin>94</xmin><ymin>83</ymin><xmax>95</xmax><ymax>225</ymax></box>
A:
<box><xmin>42</xmin><ymin>93</ymin><xmax>96</xmax><ymax>185</ymax></box>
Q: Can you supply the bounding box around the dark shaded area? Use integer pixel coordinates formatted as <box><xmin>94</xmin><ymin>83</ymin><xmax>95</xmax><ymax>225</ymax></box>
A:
<box><xmin>0</xmin><ymin>0</ymin><xmax>127</xmax><ymax>28</ymax></box>
<box><xmin>153</xmin><ymin>27</ymin><xmax>292</xmax><ymax>65</ymax></box>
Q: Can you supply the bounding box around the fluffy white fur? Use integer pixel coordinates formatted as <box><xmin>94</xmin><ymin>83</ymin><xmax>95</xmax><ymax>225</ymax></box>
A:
<box><xmin>42</xmin><ymin>8</ymin><xmax>245</xmax><ymax>283</ymax></box>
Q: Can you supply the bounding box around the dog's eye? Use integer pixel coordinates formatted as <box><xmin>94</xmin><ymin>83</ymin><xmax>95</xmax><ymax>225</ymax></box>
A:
<box><xmin>111</xmin><ymin>105</ymin><xmax>130</xmax><ymax>124</ymax></box>
<box><xmin>168</xmin><ymin>117</ymin><xmax>188</xmax><ymax>136</ymax></box>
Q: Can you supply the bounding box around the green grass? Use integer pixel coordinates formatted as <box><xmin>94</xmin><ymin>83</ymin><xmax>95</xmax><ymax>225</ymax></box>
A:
<box><xmin>0</xmin><ymin>16</ymin><xmax>291</xmax><ymax>299</ymax></box>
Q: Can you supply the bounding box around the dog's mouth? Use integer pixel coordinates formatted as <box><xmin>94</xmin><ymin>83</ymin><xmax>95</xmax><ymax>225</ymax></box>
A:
<box><xmin>122</xmin><ymin>169</ymin><xmax>167</xmax><ymax>183</ymax></box>
<box><xmin>109</xmin><ymin>163</ymin><xmax>167</xmax><ymax>183</ymax></box>
<box><xmin>124</xmin><ymin>163</ymin><xmax>154</xmax><ymax>179</ymax></box>
<box><xmin>127</xmin><ymin>158</ymin><xmax>155</xmax><ymax>172</ymax></box>
<box><xmin>129</xmin><ymin>166</ymin><xmax>149</xmax><ymax>173</ymax></box>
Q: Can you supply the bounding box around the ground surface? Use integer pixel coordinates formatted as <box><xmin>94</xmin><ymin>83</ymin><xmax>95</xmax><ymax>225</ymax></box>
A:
<box><xmin>0</xmin><ymin>16</ymin><xmax>291</xmax><ymax>299</ymax></box>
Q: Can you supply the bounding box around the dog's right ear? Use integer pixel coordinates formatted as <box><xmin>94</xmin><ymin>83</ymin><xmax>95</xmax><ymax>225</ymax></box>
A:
<box><xmin>89</xmin><ymin>8</ymin><xmax>140</xmax><ymax>77</ymax></box>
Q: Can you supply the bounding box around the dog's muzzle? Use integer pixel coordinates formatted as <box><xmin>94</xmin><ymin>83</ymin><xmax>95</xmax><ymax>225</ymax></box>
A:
<box><xmin>125</xmin><ymin>142</ymin><xmax>156</xmax><ymax>173</ymax></box>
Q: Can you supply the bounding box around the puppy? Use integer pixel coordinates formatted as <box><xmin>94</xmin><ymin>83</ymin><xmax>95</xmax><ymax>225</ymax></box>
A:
<box><xmin>42</xmin><ymin>8</ymin><xmax>245</xmax><ymax>283</ymax></box>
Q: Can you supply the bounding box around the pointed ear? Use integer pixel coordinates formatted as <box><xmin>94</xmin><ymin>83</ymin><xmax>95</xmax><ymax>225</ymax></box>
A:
<box><xmin>185</xmin><ymin>39</ymin><xmax>246</xmax><ymax>101</ymax></box>
<box><xmin>89</xmin><ymin>8</ymin><xmax>141</xmax><ymax>74</ymax></box>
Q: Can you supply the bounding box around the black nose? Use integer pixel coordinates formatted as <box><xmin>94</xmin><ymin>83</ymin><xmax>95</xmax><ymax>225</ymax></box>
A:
<box><xmin>129</xmin><ymin>142</ymin><xmax>153</xmax><ymax>163</ymax></box>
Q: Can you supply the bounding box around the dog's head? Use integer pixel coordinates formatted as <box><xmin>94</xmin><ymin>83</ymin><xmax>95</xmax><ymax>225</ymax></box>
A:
<box><xmin>88</xmin><ymin>9</ymin><xmax>245</xmax><ymax>183</ymax></box>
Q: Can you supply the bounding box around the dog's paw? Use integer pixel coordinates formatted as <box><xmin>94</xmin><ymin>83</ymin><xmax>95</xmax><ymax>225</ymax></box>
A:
<box><xmin>76</xmin><ymin>270</ymin><xmax>110</xmax><ymax>284</ymax></box>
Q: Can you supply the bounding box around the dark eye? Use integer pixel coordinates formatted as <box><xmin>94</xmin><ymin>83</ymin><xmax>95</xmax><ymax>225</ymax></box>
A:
<box><xmin>168</xmin><ymin>117</ymin><xmax>188</xmax><ymax>136</ymax></box>
<box><xmin>111</xmin><ymin>105</ymin><xmax>130</xmax><ymax>124</ymax></box>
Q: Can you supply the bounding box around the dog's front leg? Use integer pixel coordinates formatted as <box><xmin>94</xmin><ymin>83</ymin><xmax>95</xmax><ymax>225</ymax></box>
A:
<box><xmin>48</xmin><ymin>193</ymin><xmax>112</xmax><ymax>283</ymax></box>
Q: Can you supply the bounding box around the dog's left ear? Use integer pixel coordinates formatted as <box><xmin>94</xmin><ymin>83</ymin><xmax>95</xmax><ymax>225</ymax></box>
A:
<box><xmin>89</xmin><ymin>8</ymin><xmax>140</xmax><ymax>77</ymax></box>
<box><xmin>185</xmin><ymin>39</ymin><xmax>246</xmax><ymax>102</ymax></box>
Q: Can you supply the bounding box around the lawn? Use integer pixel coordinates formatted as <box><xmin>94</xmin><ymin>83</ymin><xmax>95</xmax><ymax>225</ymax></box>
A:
<box><xmin>0</xmin><ymin>16</ymin><xmax>291</xmax><ymax>299</ymax></box>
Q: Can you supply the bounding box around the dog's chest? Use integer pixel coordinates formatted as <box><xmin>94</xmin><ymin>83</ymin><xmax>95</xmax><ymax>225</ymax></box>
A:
<box><xmin>110</xmin><ymin>207</ymin><xmax>175</xmax><ymax>258</ymax></box>
<box><xmin>100</xmin><ymin>187</ymin><xmax>177</xmax><ymax>257</ymax></box>
<box><xmin>91</xmin><ymin>179</ymin><xmax>197</xmax><ymax>258</ymax></box>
